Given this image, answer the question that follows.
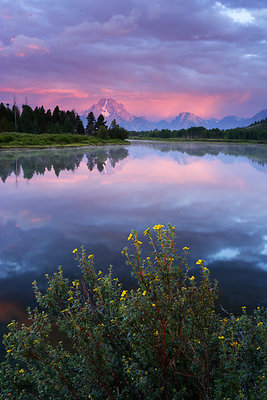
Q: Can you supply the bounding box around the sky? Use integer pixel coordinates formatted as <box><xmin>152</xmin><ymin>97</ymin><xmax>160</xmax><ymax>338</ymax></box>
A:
<box><xmin>0</xmin><ymin>0</ymin><xmax>267</xmax><ymax>120</ymax></box>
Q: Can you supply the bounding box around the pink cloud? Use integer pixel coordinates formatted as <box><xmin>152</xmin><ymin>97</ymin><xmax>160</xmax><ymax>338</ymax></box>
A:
<box><xmin>0</xmin><ymin>34</ymin><xmax>49</xmax><ymax>57</ymax></box>
<box><xmin>0</xmin><ymin>1</ymin><xmax>267</xmax><ymax>119</ymax></box>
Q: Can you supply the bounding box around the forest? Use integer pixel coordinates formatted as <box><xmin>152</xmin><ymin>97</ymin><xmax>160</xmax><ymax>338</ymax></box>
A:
<box><xmin>0</xmin><ymin>102</ymin><xmax>128</xmax><ymax>140</ymax></box>
<box><xmin>130</xmin><ymin>119</ymin><xmax>267</xmax><ymax>142</ymax></box>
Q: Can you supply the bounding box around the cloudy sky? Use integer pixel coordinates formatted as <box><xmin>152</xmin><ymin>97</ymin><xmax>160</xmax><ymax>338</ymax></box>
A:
<box><xmin>0</xmin><ymin>0</ymin><xmax>267</xmax><ymax>119</ymax></box>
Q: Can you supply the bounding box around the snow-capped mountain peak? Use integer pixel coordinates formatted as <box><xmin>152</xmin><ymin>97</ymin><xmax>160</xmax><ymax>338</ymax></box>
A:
<box><xmin>81</xmin><ymin>98</ymin><xmax>267</xmax><ymax>131</ymax></box>
<box><xmin>81</xmin><ymin>98</ymin><xmax>134</xmax><ymax>127</ymax></box>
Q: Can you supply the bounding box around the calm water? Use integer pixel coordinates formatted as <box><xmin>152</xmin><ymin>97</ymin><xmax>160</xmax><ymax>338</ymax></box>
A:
<box><xmin>0</xmin><ymin>141</ymin><xmax>267</xmax><ymax>341</ymax></box>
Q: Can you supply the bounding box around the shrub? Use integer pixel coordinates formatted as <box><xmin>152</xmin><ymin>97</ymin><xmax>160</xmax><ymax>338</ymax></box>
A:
<box><xmin>0</xmin><ymin>225</ymin><xmax>266</xmax><ymax>399</ymax></box>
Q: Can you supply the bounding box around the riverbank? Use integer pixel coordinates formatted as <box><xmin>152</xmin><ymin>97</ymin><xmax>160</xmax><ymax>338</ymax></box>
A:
<box><xmin>129</xmin><ymin>136</ymin><xmax>267</xmax><ymax>144</ymax></box>
<box><xmin>0</xmin><ymin>132</ymin><xmax>128</xmax><ymax>149</ymax></box>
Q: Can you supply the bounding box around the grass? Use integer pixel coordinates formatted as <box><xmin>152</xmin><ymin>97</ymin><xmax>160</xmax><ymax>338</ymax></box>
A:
<box><xmin>0</xmin><ymin>132</ymin><xmax>128</xmax><ymax>148</ymax></box>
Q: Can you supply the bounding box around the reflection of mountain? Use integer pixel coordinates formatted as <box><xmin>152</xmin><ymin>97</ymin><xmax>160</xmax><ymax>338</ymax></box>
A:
<box><xmin>131</xmin><ymin>141</ymin><xmax>267</xmax><ymax>168</ymax></box>
<box><xmin>0</xmin><ymin>147</ymin><xmax>129</xmax><ymax>182</ymax></box>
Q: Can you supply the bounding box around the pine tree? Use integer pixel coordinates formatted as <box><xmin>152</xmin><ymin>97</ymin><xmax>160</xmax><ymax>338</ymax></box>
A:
<box><xmin>75</xmin><ymin>115</ymin><xmax>85</xmax><ymax>135</ymax></box>
<box><xmin>86</xmin><ymin>111</ymin><xmax>96</xmax><ymax>136</ymax></box>
<box><xmin>95</xmin><ymin>114</ymin><xmax>107</xmax><ymax>131</ymax></box>
<box><xmin>20</xmin><ymin>105</ymin><xmax>34</xmax><ymax>133</ymax></box>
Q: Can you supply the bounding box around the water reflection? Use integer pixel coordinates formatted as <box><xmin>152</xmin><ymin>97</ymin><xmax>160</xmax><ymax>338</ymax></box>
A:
<box><xmin>0</xmin><ymin>142</ymin><xmax>266</xmax><ymax>345</ymax></box>
<box><xmin>0</xmin><ymin>146</ymin><xmax>129</xmax><ymax>182</ymax></box>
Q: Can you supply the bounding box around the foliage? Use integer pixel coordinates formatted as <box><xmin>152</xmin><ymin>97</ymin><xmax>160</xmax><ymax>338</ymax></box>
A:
<box><xmin>130</xmin><ymin>122</ymin><xmax>267</xmax><ymax>142</ymax></box>
<box><xmin>0</xmin><ymin>225</ymin><xmax>266</xmax><ymax>399</ymax></box>
<box><xmin>0</xmin><ymin>103</ymin><xmax>84</xmax><ymax>135</ymax></box>
<box><xmin>86</xmin><ymin>112</ymin><xmax>96</xmax><ymax>136</ymax></box>
<box><xmin>0</xmin><ymin>133</ymin><xmax>126</xmax><ymax>148</ymax></box>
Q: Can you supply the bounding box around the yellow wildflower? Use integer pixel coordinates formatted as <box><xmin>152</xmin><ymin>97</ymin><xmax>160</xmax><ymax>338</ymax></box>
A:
<box><xmin>147</xmin><ymin>257</ymin><xmax>150</xmax><ymax>260</ymax></box>
<box><xmin>120</xmin><ymin>290</ymin><xmax>128</xmax><ymax>300</ymax></box>
<box><xmin>128</xmin><ymin>233</ymin><xmax>133</xmax><ymax>241</ymax></box>
<box><xmin>153</xmin><ymin>224</ymin><xmax>164</xmax><ymax>230</ymax></box>
<box><xmin>154</xmin><ymin>331</ymin><xmax>159</xmax><ymax>336</ymax></box>
<box><xmin>142</xmin><ymin>291</ymin><xmax>146</xmax><ymax>296</ymax></box>
<box><xmin>189</xmin><ymin>276</ymin><xmax>195</xmax><ymax>281</ymax></box>
<box><xmin>135</xmin><ymin>240</ymin><xmax>142</xmax><ymax>245</ymax></box>
<box><xmin>183</xmin><ymin>246</ymin><xmax>189</xmax><ymax>251</ymax></box>
<box><xmin>257</xmin><ymin>322</ymin><xmax>263</xmax><ymax>326</ymax></box>
<box><xmin>88</xmin><ymin>254</ymin><xmax>94</xmax><ymax>260</ymax></box>
<box><xmin>196</xmin><ymin>259</ymin><xmax>205</xmax><ymax>264</ymax></box>
<box><xmin>72</xmin><ymin>248</ymin><xmax>78</xmax><ymax>254</ymax></box>
<box><xmin>257</xmin><ymin>346</ymin><xmax>261</xmax><ymax>350</ymax></box>
<box><xmin>152</xmin><ymin>303</ymin><xmax>156</xmax><ymax>307</ymax></box>
<box><xmin>218</xmin><ymin>336</ymin><xmax>225</xmax><ymax>340</ymax></box>
<box><xmin>144</xmin><ymin>228</ymin><xmax>150</xmax><ymax>236</ymax></box>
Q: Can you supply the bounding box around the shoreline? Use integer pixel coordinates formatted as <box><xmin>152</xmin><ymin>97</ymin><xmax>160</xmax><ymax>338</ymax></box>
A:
<box><xmin>129</xmin><ymin>137</ymin><xmax>267</xmax><ymax>145</ymax></box>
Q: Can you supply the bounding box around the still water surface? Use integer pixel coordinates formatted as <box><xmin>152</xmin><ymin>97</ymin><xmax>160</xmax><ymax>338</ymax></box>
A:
<box><xmin>0</xmin><ymin>141</ymin><xmax>266</xmax><ymax>339</ymax></box>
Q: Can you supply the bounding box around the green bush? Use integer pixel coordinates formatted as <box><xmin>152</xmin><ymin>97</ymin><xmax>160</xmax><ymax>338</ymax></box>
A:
<box><xmin>0</xmin><ymin>225</ymin><xmax>266</xmax><ymax>399</ymax></box>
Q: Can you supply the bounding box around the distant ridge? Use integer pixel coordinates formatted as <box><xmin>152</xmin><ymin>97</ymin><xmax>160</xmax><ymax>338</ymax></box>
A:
<box><xmin>81</xmin><ymin>99</ymin><xmax>267</xmax><ymax>131</ymax></box>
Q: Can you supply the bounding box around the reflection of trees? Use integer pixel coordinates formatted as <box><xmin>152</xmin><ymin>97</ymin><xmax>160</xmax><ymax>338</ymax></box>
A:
<box><xmin>137</xmin><ymin>142</ymin><xmax>267</xmax><ymax>167</ymax></box>
<box><xmin>85</xmin><ymin>148</ymin><xmax>129</xmax><ymax>172</ymax></box>
<box><xmin>0</xmin><ymin>147</ymin><xmax>129</xmax><ymax>182</ymax></box>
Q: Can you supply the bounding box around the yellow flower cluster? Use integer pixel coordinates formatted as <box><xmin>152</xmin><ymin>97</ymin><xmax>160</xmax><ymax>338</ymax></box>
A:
<box><xmin>120</xmin><ymin>290</ymin><xmax>128</xmax><ymax>301</ymax></box>
<box><xmin>153</xmin><ymin>224</ymin><xmax>164</xmax><ymax>231</ymax></box>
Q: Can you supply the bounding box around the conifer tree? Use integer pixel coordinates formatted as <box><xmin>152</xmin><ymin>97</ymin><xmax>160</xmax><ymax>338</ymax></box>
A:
<box><xmin>86</xmin><ymin>111</ymin><xmax>96</xmax><ymax>136</ymax></box>
<box><xmin>75</xmin><ymin>115</ymin><xmax>85</xmax><ymax>135</ymax></box>
<box><xmin>95</xmin><ymin>113</ymin><xmax>107</xmax><ymax>131</ymax></box>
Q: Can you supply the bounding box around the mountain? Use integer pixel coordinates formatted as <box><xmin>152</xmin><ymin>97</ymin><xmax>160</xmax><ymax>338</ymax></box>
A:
<box><xmin>81</xmin><ymin>98</ymin><xmax>267</xmax><ymax>131</ymax></box>
<box><xmin>81</xmin><ymin>98</ymin><xmax>134</xmax><ymax>128</ymax></box>
<box><xmin>170</xmin><ymin>112</ymin><xmax>206</xmax><ymax>130</ymax></box>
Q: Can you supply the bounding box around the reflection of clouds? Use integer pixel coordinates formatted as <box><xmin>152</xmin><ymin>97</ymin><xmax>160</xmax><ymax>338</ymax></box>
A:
<box><xmin>0</xmin><ymin>143</ymin><xmax>266</xmax><ymax>311</ymax></box>
<box><xmin>261</xmin><ymin>235</ymin><xmax>267</xmax><ymax>256</ymax></box>
<box><xmin>209</xmin><ymin>248</ymin><xmax>240</xmax><ymax>261</ymax></box>
<box><xmin>0</xmin><ymin>260</ymin><xmax>26</xmax><ymax>278</ymax></box>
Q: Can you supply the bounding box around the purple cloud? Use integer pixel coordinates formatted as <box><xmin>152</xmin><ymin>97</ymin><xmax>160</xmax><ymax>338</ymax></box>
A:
<box><xmin>0</xmin><ymin>0</ymin><xmax>267</xmax><ymax>119</ymax></box>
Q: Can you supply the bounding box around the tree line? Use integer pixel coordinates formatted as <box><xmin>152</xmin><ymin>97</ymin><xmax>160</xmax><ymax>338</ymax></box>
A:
<box><xmin>0</xmin><ymin>102</ymin><xmax>85</xmax><ymax>135</ymax></box>
<box><xmin>130</xmin><ymin>119</ymin><xmax>267</xmax><ymax>141</ymax></box>
<box><xmin>0</xmin><ymin>102</ymin><xmax>129</xmax><ymax>140</ymax></box>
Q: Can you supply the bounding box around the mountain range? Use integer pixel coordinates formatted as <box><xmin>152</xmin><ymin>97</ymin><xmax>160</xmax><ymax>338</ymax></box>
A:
<box><xmin>81</xmin><ymin>98</ymin><xmax>267</xmax><ymax>131</ymax></box>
